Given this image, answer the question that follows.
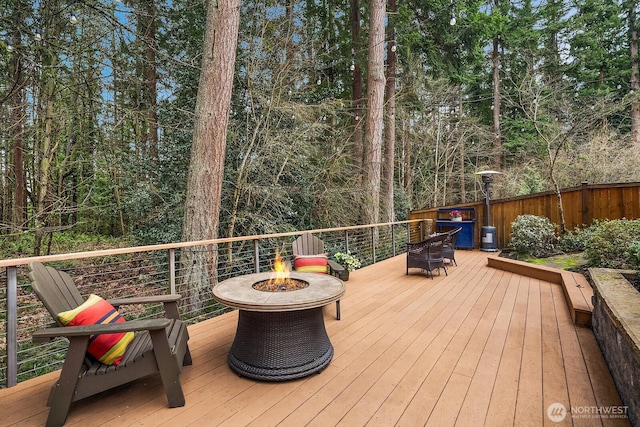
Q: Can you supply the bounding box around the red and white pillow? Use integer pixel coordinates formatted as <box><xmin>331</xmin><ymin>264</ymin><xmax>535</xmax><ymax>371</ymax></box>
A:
<box><xmin>57</xmin><ymin>294</ymin><xmax>134</xmax><ymax>365</ymax></box>
<box><xmin>293</xmin><ymin>254</ymin><xmax>329</xmax><ymax>273</ymax></box>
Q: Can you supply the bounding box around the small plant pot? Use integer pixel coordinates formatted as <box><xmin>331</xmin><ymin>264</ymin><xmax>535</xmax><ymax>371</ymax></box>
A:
<box><xmin>451</xmin><ymin>216</ymin><xmax>463</xmax><ymax>222</ymax></box>
<box><xmin>335</xmin><ymin>269</ymin><xmax>349</xmax><ymax>281</ymax></box>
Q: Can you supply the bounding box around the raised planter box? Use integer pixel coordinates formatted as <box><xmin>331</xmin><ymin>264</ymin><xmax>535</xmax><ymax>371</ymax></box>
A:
<box><xmin>590</xmin><ymin>268</ymin><xmax>640</xmax><ymax>427</ymax></box>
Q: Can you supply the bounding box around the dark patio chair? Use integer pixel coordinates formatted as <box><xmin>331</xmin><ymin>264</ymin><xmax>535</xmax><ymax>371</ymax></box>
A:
<box><xmin>291</xmin><ymin>233</ymin><xmax>342</xmax><ymax>319</ymax></box>
<box><xmin>406</xmin><ymin>233</ymin><xmax>448</xmax><ymax>279</ymax></box>
<box><xmin>28</xmin><ymin>261</ymin><xmax>192</xmax><ymax>427</ymax></box>
<box><xmin>443</xmin><ymin>226</ymin><xmax>463</xmax><ymax>266</ymax></box>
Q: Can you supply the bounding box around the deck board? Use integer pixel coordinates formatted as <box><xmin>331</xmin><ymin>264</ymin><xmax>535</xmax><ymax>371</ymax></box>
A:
<box><xmin>540</xmin><ymin>282</ymin><xmax>572</xmax><ymax>427</ymax></box>
<box><xmin>452</xmin><ymin>270</ymin><xmax>515</xmax><ymax>426</ymax></box>
<box><xmin>0</xmin><ymin>250</ymin><xmax>631</xmax><ymax>427</ymax></box>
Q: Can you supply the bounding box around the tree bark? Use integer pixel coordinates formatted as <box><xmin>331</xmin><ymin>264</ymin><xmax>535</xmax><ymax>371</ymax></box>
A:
<box><xmin>362</xmin><ymin>0</ymin><xmax>386</xmax><ymax>227</ymax></box>
<box><xmin>403</xmin><ymin>117</ymin><xmax>412</xmax><ymax>207</ymax></box>
<box><xmin>458</xmin><ymin>95</ymin><xmax>466</xmax><ymax>202</ymax></box>
<box><xmin>180</xmin><ymin>0</ymin><xmax>241</xmax><ymax>311</ymax></box>
<box><xmin>34</xmin><ymin>71</ymin><xmax>57</xmax><ymax>256</ymax></box>
<box><xmin>631</xmin><ymin>0</ymin><xmax>640</xmax><ymax>144</ymax></box>
<box><xmin>492</xmin><ymin>36</ymin><xmax>501</xmax><ymax>171</ymax></box>
<box><xmin>144</xmin><ymin>0</ymin><xmax>159</xmax><ymax>165</ymax></box>
<box><xmin>350</xmin><ymin>0</ymin><xmax>364</xmax><ymax>178</ymax></box>
<box><xmin>11</xmin><ymin>39</ymin><xmax>26</xmax><ymax>231</ymax></box>
<box><xmin>382</xmin><ymin>0</ymin><xmax>397</xmax><ymax>223</ymax></box>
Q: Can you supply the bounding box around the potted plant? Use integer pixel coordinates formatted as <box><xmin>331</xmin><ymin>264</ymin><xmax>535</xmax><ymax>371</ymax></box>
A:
<box><xmin>334</xmin><ymin>252</ymin><xmax>361</xmax><ymax>280</ymax></box>
<box><xmin>449</xmin><ymin>210</ymin><xmax>463</xmax><ymax>221</ymax></box>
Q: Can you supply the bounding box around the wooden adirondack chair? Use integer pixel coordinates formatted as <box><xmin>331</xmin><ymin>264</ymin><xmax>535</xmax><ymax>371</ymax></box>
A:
<box><xmin>406</xmin><ymin>233</ymin><xmax>448</xmax><ymax>279</ymax></box>
<box><xmin>28</xmin><ymin>261</ymin><xmax>192</xmax><ymax>427</ymax></box>
<box><xmin>291</xmin><ymin>233</ymin><xmax>343</xmax><ymax>319</ymax></box>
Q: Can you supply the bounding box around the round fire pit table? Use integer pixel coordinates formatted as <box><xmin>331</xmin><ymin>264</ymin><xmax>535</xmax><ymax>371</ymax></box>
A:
<box><xmin>212</xmin><ymin>271</ymin><xmax>345</xmax><ymax>381</ymax></box>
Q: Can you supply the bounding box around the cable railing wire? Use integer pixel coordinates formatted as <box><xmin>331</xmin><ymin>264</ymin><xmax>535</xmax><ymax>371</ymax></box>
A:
<box><xmin>0</xmin><ymin>220</ymin><xmax>421</xmax><ymax>387</ymax></box>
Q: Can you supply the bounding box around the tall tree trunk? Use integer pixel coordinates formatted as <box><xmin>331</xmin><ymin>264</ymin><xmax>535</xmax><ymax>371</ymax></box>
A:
<box><xmin>382</xmin><ymin>0</ymin><xmax>397</xmax><ymax>223</ymax></box>
<box><xmin>458</xmin><ymin>95</ymin><xmax>466</xmax><ymax>202</ymax></box>
<box><xmin>11</xmin><ymin>36</ymin><xmax>26</xmax><ymax>231</ymax></box>
<box><xmin>362</xmin><ymin>0</ymin><xmax>386</xmax><ymax>227</ymax></box>
<box><xmin>403</xmin><ymin>117</ymin><xmax>412</xmax><ymax>207</ymax></box>
<box><xmin>350</xmin><ymin>0</ymin><xmax>364</xmax><ymax>179</ymax></box>
<box><xmin>492</xmin><ymin>36</ymin><xmax>501</xmax><ymax>171</ymax></box>
<box><xmin>631</xmin><ymin>0</ymin><xmax>640</xmax><ymax>144</ymax></box>
<box><xmin>180</xmin><ymin>0</ymin><xmax>240</xmax><ymax>311</ymax></box>
<box><xmin>144</xmin><ymin>0</ymin><xmax>159</xmax><ymax>165</ymax></box>
<box><xmin>34</xmin><ymin>70</ymin><xmax>58</xmax><ymax>256</ymax></box>
<box><xmin>433</xmin><ymin>113</ymin><xmax>442</xmax><ymax>207</ymax></box>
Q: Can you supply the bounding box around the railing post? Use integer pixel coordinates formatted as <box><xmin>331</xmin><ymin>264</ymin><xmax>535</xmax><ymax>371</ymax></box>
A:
<box><xmin>345</xmin><ymin>231</ymin><xmax>349</xmax><ymax>253</ymax></box>
<box><xmin>254</xmin><ymin>240</ymin><xmax>260</xmax><ymax>273</ymax></box>
<box><xmin>371</xmin><ymin>228</ymin><xmax>376</xmax><ymax>263</ymax></box>
<box><xmin>6</xmin><ymin>266</ymin><xmax>18</xmax><ymax>387</ymax></box>
<box><xmin>391</xmin><ymin>224</ymin><xmax>396</xmax><ymax>257</ymax></box>
<box><xmin>168</xmin><ymin>249</ymin><xmax>176</xmax><ymax>295</ymax></box>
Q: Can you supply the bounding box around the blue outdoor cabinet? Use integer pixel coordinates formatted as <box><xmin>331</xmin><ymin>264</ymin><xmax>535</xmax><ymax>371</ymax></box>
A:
<box><xmin>436</xmin><ymin>207</ymin><xmax>476</xmax><ymax>249</ymax></box>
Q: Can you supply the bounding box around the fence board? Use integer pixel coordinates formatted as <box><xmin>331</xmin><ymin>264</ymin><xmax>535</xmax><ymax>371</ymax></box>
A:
<box><xmin>410</xmin><ymin>182</ymin><xmax>640</xmax><ymax>249</ymax></box>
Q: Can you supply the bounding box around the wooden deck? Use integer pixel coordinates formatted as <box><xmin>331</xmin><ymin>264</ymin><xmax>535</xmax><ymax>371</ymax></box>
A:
<box><xmin>0</xmin><ymin>250</ymin><xmax>630</xmax><ymax>426</ymax></box>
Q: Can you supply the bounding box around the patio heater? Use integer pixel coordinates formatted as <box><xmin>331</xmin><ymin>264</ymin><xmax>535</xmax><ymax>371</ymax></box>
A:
<box><xmin>475</xmin><ymin>170</ymin><xmax>502</xmax><ymax>252</ymax></box>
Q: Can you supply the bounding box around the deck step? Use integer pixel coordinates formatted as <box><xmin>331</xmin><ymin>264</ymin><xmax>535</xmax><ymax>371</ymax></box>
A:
<box><xmin>487</xmin><ymin>256</ymin><xmax>593</xmax><ymax>326</ymax></box>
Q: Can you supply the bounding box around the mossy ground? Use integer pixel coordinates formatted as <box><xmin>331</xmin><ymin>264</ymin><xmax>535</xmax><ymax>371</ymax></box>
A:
<box><xmin>525</xmin><ymin>252</ymin><xmax>587</xmax><ymax>271</ymax></box>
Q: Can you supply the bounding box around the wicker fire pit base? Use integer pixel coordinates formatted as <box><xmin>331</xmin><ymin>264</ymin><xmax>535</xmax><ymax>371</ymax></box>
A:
<box><xmin>228</xmin><ymin>308</ymin><xmax>333</xmax><ymax>381</ymax></box>
<box><xmin>213</xmin><ymin>271</ymin><xmax>345</xmax><ymax>381</ymax></box>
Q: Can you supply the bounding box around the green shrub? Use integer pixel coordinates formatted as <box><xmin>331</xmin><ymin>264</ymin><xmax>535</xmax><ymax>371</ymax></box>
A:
<box><xmin>0</xmin><ymin>232</ymin><xmax>128</xmax><ymax>259</ymax></box>
<box><xmin>510</xmin><ymin>214</ymin><xmax>557</xmax><ymax>257</ymax></box>
<box><xmin>584</xmin><ymin>219</ymin><xmax>640</xmax><ymax>268</ymax></box>
<box><xmin>626</xmin><ymin>240</ymin><xmax>640</xmax><ymax>269</ymax></box>
<box><xmin>557</xmin><ymin>227</ymin><xmax>587</xmax><ymax>253</ymax></box>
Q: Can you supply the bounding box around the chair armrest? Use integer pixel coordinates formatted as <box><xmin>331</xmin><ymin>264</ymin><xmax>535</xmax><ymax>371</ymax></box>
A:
<box><xmin>107</xmin><ymin>294</ymin><xmax>182</xmax><ymax>307</ymax></box>
<box><xmin>327</xmin><ymin>259</ymin><xmax>345</xmax><ymax>272</ymax></box>
<box><xmin>32</xmin><ymin>318</ymin><xmax>172</xmax><ymax>342</ymax></box>
<box><xmin>407</xmin><ymin>240</ymin><xmax>429</xmax><ymax>251</ymax></box>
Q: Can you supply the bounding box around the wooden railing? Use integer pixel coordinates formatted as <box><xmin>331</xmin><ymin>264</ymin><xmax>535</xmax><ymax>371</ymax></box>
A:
<box><xmin>409</xmin><ymin>181</ymin><xmax>640</xmax><ymax>249</ymax></box>
<box><xmin>0</xmin><ymin>220</ymin><xmax>423</xmax><ymax>388</ymax></box>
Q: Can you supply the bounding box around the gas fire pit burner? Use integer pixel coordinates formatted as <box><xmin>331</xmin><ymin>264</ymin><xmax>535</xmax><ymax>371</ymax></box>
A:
<box><xmin>252</xmin><ymin>278</ymin><xmax>309</xmax><ymax>292</ymax></box>
<box><xmin>212</xmin><ymin>271</ymin><xmax>345</xmax><ymax>381</ymax></box>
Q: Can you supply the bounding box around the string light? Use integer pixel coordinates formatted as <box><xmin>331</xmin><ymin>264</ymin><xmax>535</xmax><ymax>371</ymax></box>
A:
<box><xmin>390</xmin><ymin>41</ymin><xmax>397</xmax><ymax>52</ymax></box>
<box><xmin>70</xmin><ymin>11</ymin><xmax>78</xmax><ymax>24</ymax></box>
<box><xmin>34</xmin><ymin>28</ymin><xmax>42</xmax><ymax>41</ymax></box>
<box><xmin>449</xmin><ymin>0</ymin><xmax>456</xmax><ymax>26</ymax></box>
<box><xmin>350</xmin><ymin>48</ymin><xmax>355</xmax><ymax>71</ymax></box>
<box><xmin>317</xmin><ymin>77</ymin><xmax>321</xmax><ymax>85</ymax></box>
<box><xmin>6</xmin><ymin>40</ymin><xmax>13</xmax><ymax>52</ymax></box>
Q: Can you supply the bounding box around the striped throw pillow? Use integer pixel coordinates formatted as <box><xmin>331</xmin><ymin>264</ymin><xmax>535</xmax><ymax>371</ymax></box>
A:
<box><xmin>57</xmin><ymin>294</ymin><xmax>134</xmax><ymax>365</ymax></box>
<box><xmin>293</xmin><ymin>254</ymin><xmax>329</xmax><ymax>273</ymax></box>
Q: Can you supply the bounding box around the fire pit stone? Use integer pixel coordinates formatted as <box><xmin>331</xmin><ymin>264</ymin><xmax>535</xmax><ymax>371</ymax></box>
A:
<box><xmin>213</xmin><ymin>271</ymin><xmax>345</xmax><ymax>312</ymax></box>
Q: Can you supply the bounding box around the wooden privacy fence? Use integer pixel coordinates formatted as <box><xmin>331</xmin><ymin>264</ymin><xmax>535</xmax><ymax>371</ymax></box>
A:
<box><xmin>409</xmin><ymin>181</ymin><xmax>640</xmax><ymax>250</ymax></box>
